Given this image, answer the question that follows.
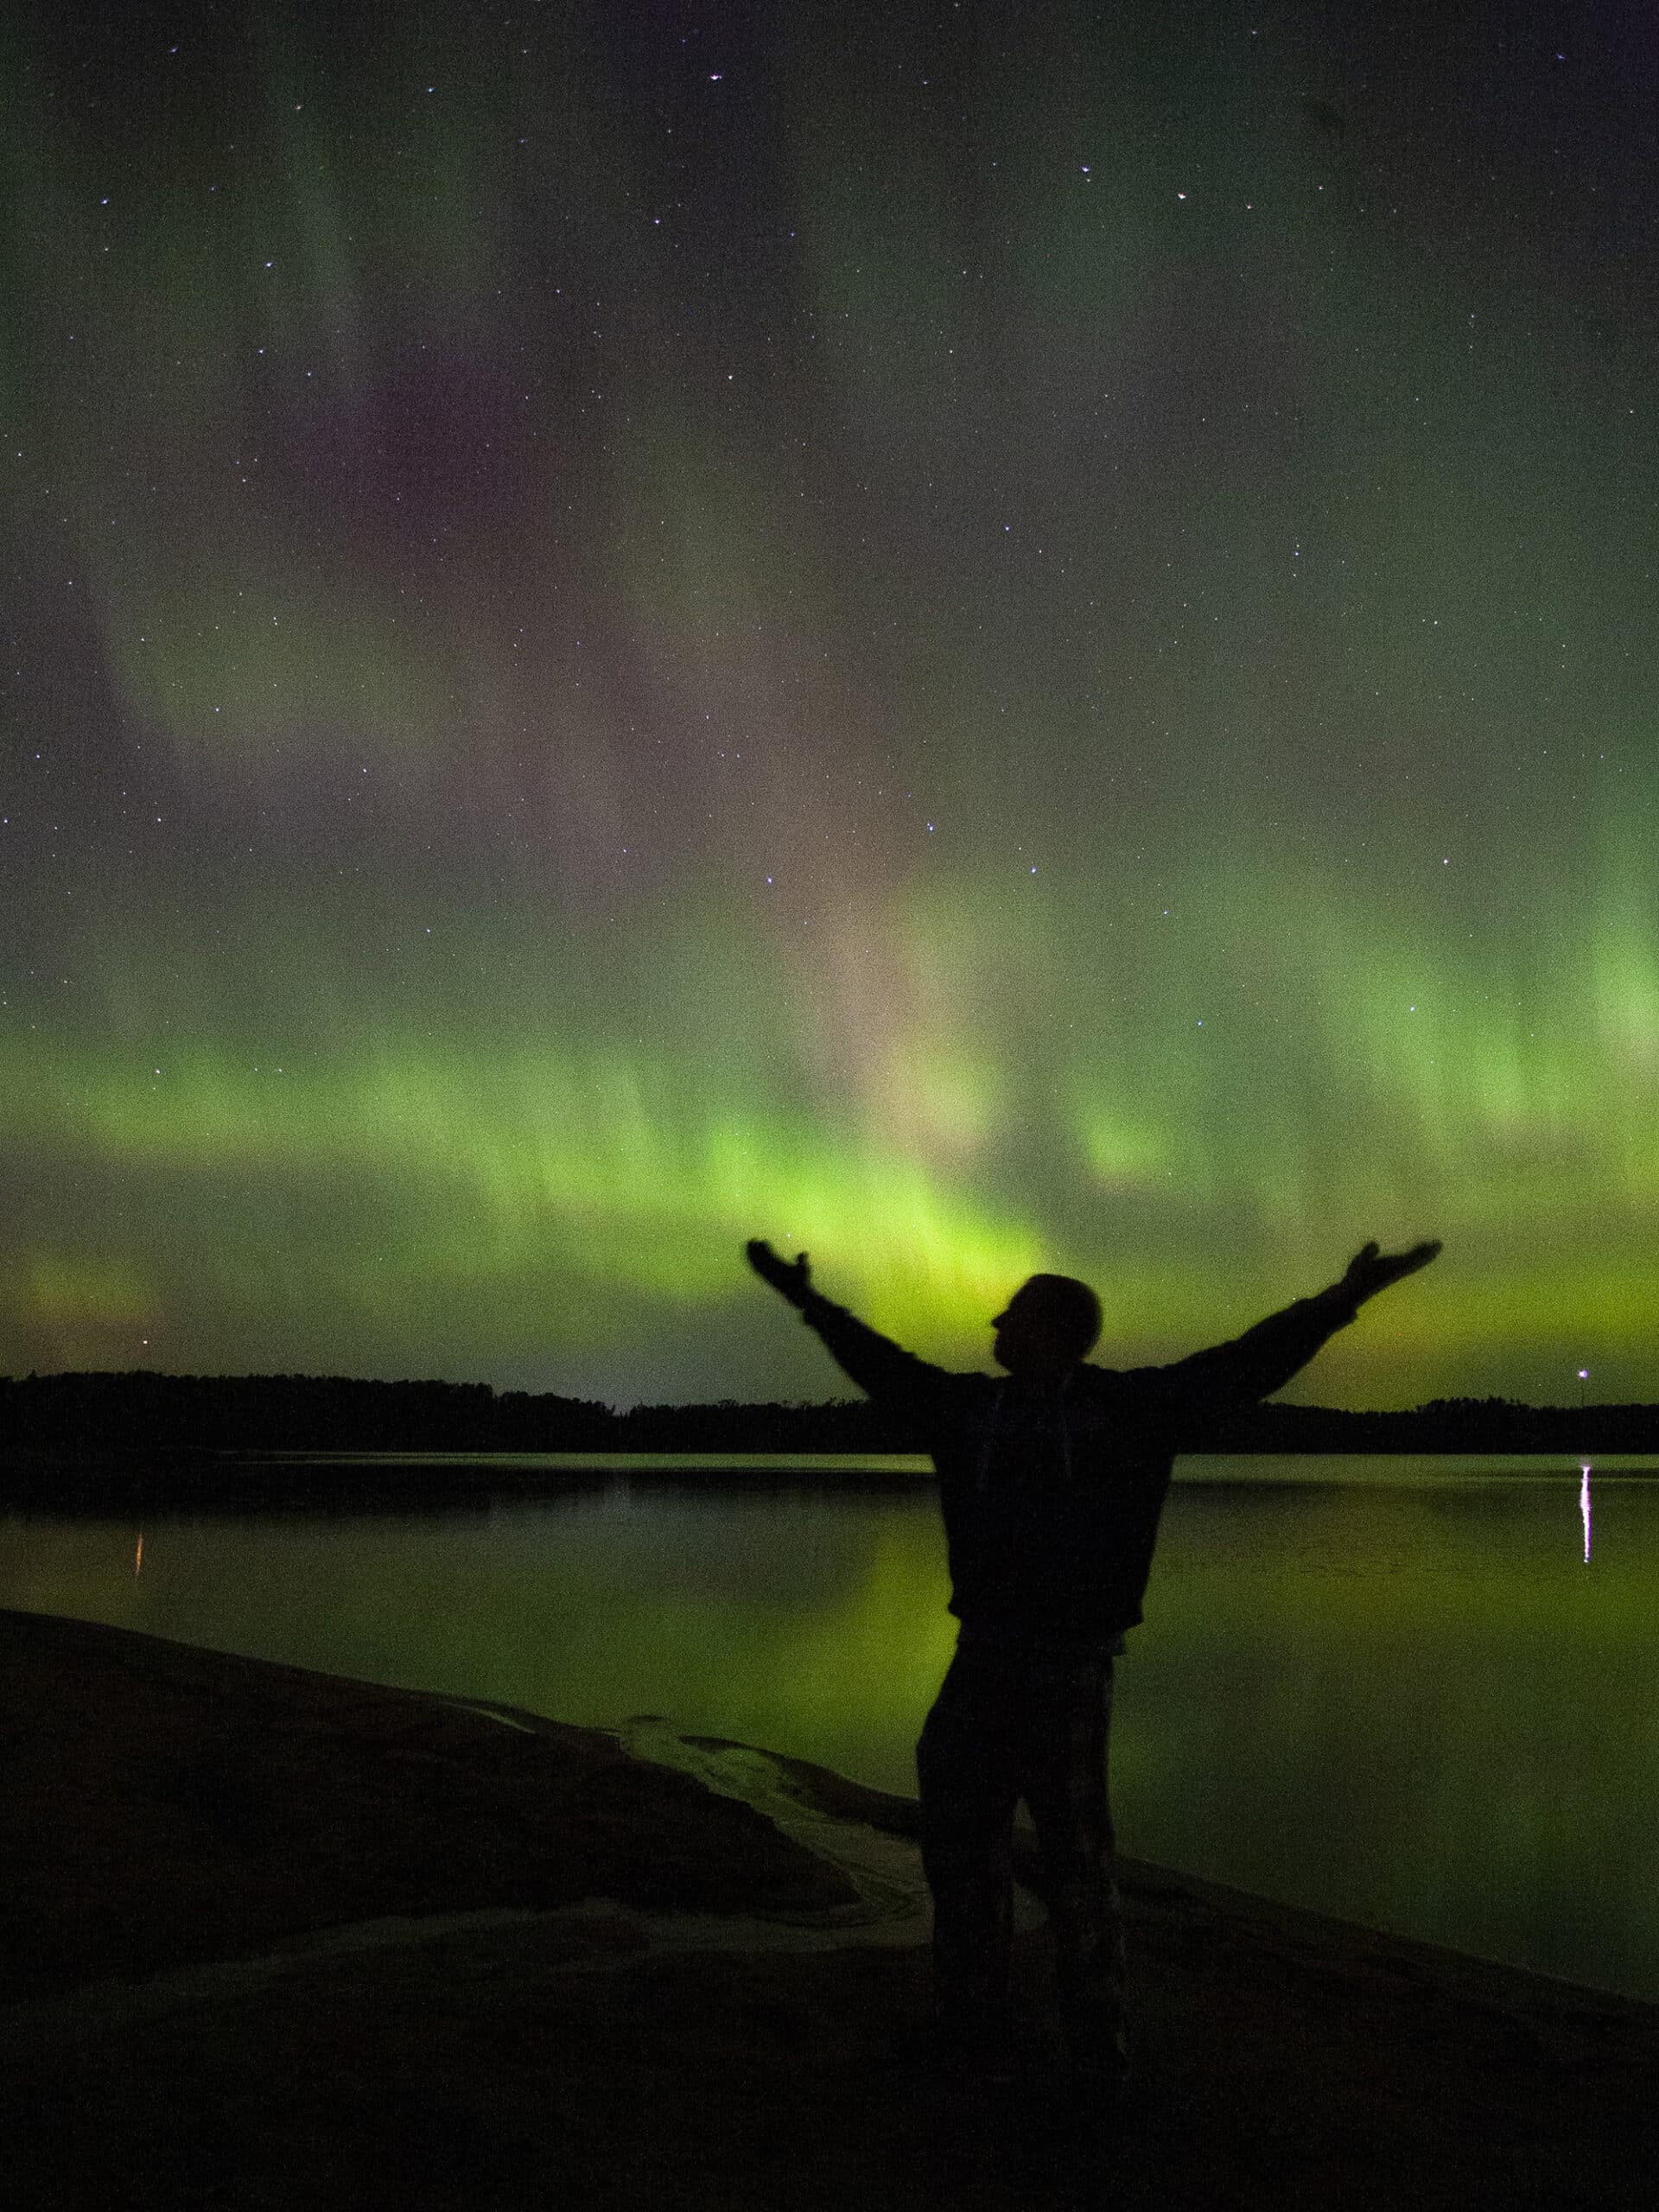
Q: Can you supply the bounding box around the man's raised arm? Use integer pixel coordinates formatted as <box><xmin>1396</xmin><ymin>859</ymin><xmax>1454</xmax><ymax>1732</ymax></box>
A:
<box><xmin>745</xmin><ymin>1239</ymin><xmax>954</xmax><ymax>1411</ymax></box>
<box><xmin>1147</xmin><ymin>1239</ymin><xmax>1443</xmax><ymax>1413</ymax></box>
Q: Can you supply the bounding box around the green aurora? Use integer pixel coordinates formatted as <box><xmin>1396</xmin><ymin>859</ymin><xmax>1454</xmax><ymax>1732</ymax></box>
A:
<box><xmin>3</xmin><ymin>4</ymin><xmax>1656</xmax><ymax>1405</ymax></box>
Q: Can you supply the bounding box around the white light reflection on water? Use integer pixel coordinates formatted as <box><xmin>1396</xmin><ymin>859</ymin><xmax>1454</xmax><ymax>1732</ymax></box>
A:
<box><xmin>1580</xmin><ymin>1465</ymin><xmax>1592</xmax><ymax>1563</ymax></box>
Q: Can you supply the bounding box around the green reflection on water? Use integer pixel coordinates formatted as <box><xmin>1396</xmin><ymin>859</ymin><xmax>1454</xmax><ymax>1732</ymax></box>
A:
<box><xmin>3</xmin><ymin>1459</ymin><xmax>1656</xmax><ymax>1998</ymax></box>
<box><xmin>1121</xmin><ymin>1472</ymin><xmax>1659</xmax><ymax>1993</ymax></box>
<box><xmin>2</xmin><ymin>1485</ymin><xmax>959</xmax><ymax>1806</ymax></box>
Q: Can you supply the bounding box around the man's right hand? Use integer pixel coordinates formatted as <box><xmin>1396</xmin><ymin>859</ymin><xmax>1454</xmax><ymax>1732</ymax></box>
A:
<box><xmin>746</xmin><ymin>1239</ymin><xmax>815</xmax><ymax>1307</ymax></box>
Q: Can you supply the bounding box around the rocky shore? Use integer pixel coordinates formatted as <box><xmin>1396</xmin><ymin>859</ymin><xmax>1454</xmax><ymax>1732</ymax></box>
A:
<box><xmin>3</xmin><ymin>1607</ymin><xmax>1654</xmax><ymax>2209</ymax></box>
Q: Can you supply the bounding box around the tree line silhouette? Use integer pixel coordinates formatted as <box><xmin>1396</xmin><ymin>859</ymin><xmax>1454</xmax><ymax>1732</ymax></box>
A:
<box><xmin>2</xmin><ymin>1370</ymin><xmax>1653</xmax><ymax>1481</ymax></box>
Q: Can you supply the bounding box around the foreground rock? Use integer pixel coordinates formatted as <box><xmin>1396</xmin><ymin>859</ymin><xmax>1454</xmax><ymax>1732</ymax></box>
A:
<box><xmin>3</xmin><ymin>1609</ymin><xmax>1655</xmax><ymax>2209</ymax></box>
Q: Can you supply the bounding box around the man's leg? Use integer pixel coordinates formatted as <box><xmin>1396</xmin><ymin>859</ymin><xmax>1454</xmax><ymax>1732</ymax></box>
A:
<box><xmin>1022</xmin><ymin>1656</ymin><xmax>1128</xmax><ymax>2085</ymax></box>
<box><xmin>916</xmin><ymin>1646</ymin><xmax>1022</xmax><ymax>2053</ymax></box>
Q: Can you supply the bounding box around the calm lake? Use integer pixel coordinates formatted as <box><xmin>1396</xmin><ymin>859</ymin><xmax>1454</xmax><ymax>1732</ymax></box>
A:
<box><xmin>5</xmin><ymin>1453</ymin><xmax>1656</xmax><ymax>2002</ymax></box>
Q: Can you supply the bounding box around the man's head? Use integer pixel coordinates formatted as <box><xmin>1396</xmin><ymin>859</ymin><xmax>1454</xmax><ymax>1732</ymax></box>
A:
<box><xmin>991</xmin><ymin>1274</ymin><xmax>1103</xmax><ymax>1376</ymax></box>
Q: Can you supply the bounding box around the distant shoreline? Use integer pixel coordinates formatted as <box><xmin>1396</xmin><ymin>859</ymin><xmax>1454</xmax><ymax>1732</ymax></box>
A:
<box><xmin>3</xmin><ymin>1368</ymin><xmax>1655</xmax><ymax>1476</ymax></box>
<box><xmin>3</xmin><ymin>1365</ymin><xmax>1656</xmax><ymax>1510</ymax></box>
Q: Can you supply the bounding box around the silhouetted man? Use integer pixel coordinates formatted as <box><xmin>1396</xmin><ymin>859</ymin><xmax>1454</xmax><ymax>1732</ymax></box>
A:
<box><xmin>746</xmin><ymin>1233</ymin><xmax>1441</xmax><ymax>2094</ymax></box>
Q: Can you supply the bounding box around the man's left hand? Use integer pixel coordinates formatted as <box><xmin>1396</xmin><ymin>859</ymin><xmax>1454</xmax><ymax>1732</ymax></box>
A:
<box><xmin>1338</xmin><ymin>1239</ymin><xmax>1443</xmax><ymax>1306</ymax></box>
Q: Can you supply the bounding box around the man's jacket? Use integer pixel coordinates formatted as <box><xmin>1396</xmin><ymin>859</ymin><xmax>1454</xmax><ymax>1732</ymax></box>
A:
<box><xmin>800</xmin><ymin>1285</ymin><xmax>1360</xmax><ymax>1650</ymax></box>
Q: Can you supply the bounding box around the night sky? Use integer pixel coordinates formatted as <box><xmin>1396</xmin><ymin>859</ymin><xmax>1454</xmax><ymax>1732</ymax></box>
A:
<box><xmin>3</xmin><ymin>2</ymin><xmax>1656</xmax><ymax>1408</ymax></box>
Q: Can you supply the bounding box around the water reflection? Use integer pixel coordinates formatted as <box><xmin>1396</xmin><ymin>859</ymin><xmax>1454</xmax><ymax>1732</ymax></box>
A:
<box><xmin>1122</xmin><ymin>1466</ymin><xmax>1659</xmax><ymax>1999</ymax></box>
<box><xmin>3</xmin><ymin>1457</ymin><xmax>1656</xmax><ymax>1999</ymax></box>
<box><xmin>1581</xmin><ymin>1465</ymin><xmax>1592</xmax><ymax>1564</ymax></box>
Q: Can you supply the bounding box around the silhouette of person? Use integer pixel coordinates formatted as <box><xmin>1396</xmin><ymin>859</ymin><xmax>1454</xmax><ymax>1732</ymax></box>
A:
<box><xmin>746</xmin><ymin>1233</ymin><xmax>1441</xmax><ymax>2094</ymax></box>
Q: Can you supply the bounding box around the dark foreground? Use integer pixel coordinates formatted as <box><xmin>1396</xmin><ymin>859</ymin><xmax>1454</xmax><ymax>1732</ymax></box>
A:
<box><xmin>3</xmin><ymin>1609</ymin><xmax>1654</xmax><ymax>2210</ymax></box>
